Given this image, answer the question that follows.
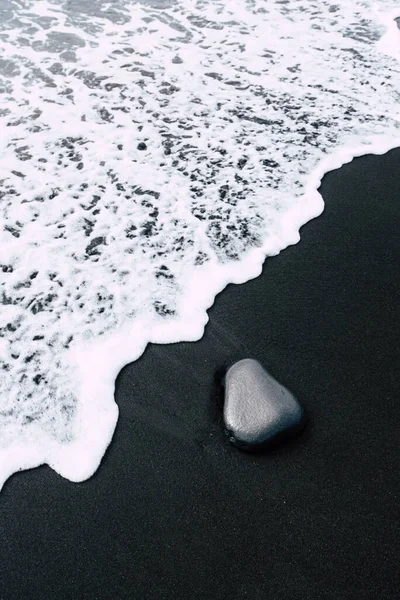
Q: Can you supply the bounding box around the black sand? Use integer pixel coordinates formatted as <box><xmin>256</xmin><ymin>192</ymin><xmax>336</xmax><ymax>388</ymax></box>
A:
<box><xmin>1</xmin><ymin>149</ymin><xmax>399</xmax><ymax>600</ymax></box>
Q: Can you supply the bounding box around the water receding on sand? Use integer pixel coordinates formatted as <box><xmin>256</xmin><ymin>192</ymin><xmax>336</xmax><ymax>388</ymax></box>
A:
<box><xmin>0</xmin><ymin>0</ymin><xmax>399</xmax><ymax>489</ymax></box>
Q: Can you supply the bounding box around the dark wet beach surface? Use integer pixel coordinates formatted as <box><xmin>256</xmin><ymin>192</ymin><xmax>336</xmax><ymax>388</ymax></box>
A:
<box><xmin>1</xmin><ymin>148</ymin><xmax>399</xmax><ymax>600</ymax></box>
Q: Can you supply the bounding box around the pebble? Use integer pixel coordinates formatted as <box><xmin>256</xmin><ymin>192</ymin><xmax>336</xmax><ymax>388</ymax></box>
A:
<box><xmin>223</xmin><ymin>359</ymin><xmax>305</xmax><ymax>451</ymax></box>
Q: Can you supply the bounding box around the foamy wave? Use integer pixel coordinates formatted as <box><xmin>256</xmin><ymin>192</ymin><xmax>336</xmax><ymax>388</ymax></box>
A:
<box><xmin>0</xmin><ymin>0</ymin><xmax>399</xmax><ymax>489</ymax></box>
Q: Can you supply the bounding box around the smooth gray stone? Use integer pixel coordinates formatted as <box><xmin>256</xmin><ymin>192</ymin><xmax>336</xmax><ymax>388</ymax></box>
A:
<box><xmin>223</xmin><ymin>359</ymin><xmax>305</xmax><ymax>451</ymax></box>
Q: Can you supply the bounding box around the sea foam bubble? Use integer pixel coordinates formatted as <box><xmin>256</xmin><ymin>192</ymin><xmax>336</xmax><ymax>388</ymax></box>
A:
<box><xmin>0</xmin><ymin>0</ymin><xmax>399</xmax><ymax>490</ymax></box>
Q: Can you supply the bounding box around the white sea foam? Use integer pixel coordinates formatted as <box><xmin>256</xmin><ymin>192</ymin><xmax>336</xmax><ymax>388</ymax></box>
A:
<box><xmin>0</xmin><ymin>0</ymin><xmax>399</xmax><ymax>490</ymax></box>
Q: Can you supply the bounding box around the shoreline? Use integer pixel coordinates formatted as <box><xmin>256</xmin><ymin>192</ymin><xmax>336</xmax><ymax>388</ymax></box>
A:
<box><xmin>1</xmin><ymin>147</ymin><xmax>399</xmax><ymax>599</ymax></box>
<box><xmin>2</xmin><ymin>137</ymin><xmax>400</xmax><ymax>491</ymax></box>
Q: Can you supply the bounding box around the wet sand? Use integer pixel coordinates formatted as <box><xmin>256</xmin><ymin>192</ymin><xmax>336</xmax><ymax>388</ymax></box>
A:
<box><xmin>1</xmin><ymin>148</ymin><xmax>399</xmax><ymax>600</ymax></box>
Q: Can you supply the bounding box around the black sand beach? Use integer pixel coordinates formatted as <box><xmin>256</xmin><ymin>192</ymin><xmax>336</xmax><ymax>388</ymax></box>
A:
<box><xmin>1</xmin><ymin>148</ymin><xmax>399</xmax><ymax>599</ymax></box>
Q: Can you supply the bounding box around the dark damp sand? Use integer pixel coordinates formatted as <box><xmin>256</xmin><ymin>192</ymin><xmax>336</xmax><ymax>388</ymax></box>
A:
<box><xmin>1</xmin><ymin>149</ymin><xmax>399</xmax><ymax>600</ymax></box>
